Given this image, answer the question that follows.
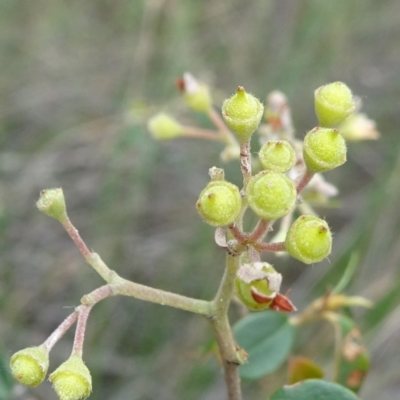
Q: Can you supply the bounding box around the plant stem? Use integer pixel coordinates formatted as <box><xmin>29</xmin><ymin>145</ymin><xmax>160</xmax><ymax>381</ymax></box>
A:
<box><xmin>239</xmin><ymin>140</ymin><xmax>252</xmax><ymax>188</ymax></box>
<box><xmin>228</xmin><ymin>223</ymin><xmax>248</xmax><ymax>244</ymax></box>
<box><xmin>42</xmin><ymin>310</ymin><xmax>79</xmax><ymax>351</ymax></box>
<box><xmin>61</xmin><ymin>213</ymin><xmax>241</xmax><ymax>398</ymax></box>
<box><xmin>61</xmin><ymin>217</ymin><xmax>115</xmax><ymax>282</ymax></box>
<box><xmin>210</xmin><ymin>254</ymin><xmax>242</xmax><ymax>400</ymax></box>
<box><xmin>248</xmin><ymin>219</ymin><xmax>270</xmax><ymax>242</ymax></box>
<box><xmin>110</xmin><ymin>278</ymin><xmax>212</xmax><ymax>316</ymax></box>
<box><xmin>208</xmin><ymin>107</ymin><xmax>235</xmax><ymax>144</ymax></box>
<box><xmin>256</xmin><ymin>241</ymin><xmax>286</xmax><ymax>252</ymax></box>
<box><xmin>72</xmin><ymin>305</ymin><xmax>93</xmax><ymax>357</ymax></box>
<box><xmin>182</xmin><ymin>126</ymin><xmax>223</xmax><ymax>141</ymax></box>
<box><xmin>211</xmin><ymin>315</ymin><xmax>242</xmax><ymax>400</ymax></box>
<box><xmin>296</xmin><ymin>171</ymin><xmax>314</xmax><ymax>194</ymax></box>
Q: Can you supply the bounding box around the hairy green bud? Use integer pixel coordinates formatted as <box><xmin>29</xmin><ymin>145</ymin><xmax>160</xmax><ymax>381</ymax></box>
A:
<box><xmin>222</xmin><ymin>87</ymin><xmax>264</xmax><ymax>141</ymax></box>
<box><xmin>246</xmin><ymin>171</ymin><xmax>296</xmax><ymax>220</ymax></box>
<box><xmin>179</xmin><ymin>73</ymin><xmax>212</xmax><ymax>113</ymax></box>
<box><xmin>196</xmin><ymin>181</ymin><xmax>242</xmax><ymax>227</ymax></box>
<box><xmin>10</xmin><ymin>346</ymin><xmax>49</xmax><ymax>387</ymax></box>
<box><xmin>147</xmin><ymin>113</ymin><xmax>183</xmax><ymax>140</ymax></box>
<box><xmin>315</xmin><ymin>82</ymin><xmax>355</xmax><ymax>127</ymax></box>
<box><xmin>49</xmin><ymin>354</ymin><xmax>92</xmax><ymax>400</ymax></box>
<box><xmin>259</xmin><ymin>140</ymin><xmax>296</xmax><ymax>172</ymax></box>
<box><xmin>303</xmin><ymin>127</ymin><xmax>347</xmax><ymax>172</ymax></box>
<box><xmin>285</xmin><ymin>215</ymin><xmax>332</xmax><ymax>264</ymax></box>
<box><xmin>36</xmin><ymin>188</ymin><xmax>67</xmax><ymax>221</ymax></box>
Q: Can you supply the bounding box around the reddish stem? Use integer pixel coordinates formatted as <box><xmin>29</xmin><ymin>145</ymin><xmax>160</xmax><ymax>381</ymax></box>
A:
<box><xmin>72</xmin><ymin>305</ymin><xmax>93</xmax><ymax>357</ymax></box>
<box><xmin>42</xmin><ymin>310</ymin><xmax>79</xmax><ymax>351</ymax></box>
<box><xmin>182</xmin><ymin>126</ymin><xmax>222</xmax><ymax>141</ymax></box>
<box><xmin>257</xmin><ymin>241</ymin><xmax>286</xmax><ymax>252</ymax></box>
<box><xmin>296</xmin><ymin>171</ymin><xmax>315</xmax><ymax>194</ymax></box>
<box><xmin>208</xmin><ymin>107</ymin><xmax>231</xmax><ymax>136</ymax></box>
<box><xmin>228</xmin><ymin>223</ymin><xmax>248</xmax><ymax>244</ymax></box>
<box><xmin>248</xmin><ymin>219</ymin><xmax>270</xmax><ymax>243</ymax></box>
<box><xmin>61</xmin><ymin>217</ymin><xmax>91</xmax><ymax>260</ymax></box>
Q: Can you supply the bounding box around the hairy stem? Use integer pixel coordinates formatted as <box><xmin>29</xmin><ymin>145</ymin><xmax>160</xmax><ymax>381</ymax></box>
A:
<box><xmin>210</xmin><ymin>254</ymin><xmax>242</xmax><ymax>400</ymax></box>
<box><xmin>72</xmin><ymin>305</ymin><xmax>93</xmax><ymax>357</ymax></box>
<box><xmin>248</xmin><ymin>219</ymin><xmax>270</xmax><ymax>243</ymax></box>
<box><xmin>228</xmin><ymin>223</ymin><xmax>248</xmax><ymax>244</ymax></box>
<box><xmin>256</xmin><ymin>241</ymin><xmax>286</xmax><ymax>252</ymax></box>
<box><xmin>239</xmin><ymin>140</ymin><xmax>252</xmax><ymax>188</ymax></box>
<box><xmin>61</xmin><ymin>217</ymin><xmax>115</xmax><ymax>282</ymax></box>
<box><xmin>42</xmin><ymin>310</ymin><xmax>79</xmax><ymax>351</ymax></box>
<box><xmin>110</xmin><ymin>278</ymin><xmax>212</xmax><ymax>316</ymax></box>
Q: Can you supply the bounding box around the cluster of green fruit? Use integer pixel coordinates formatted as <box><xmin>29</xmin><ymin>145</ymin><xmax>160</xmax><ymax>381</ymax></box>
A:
<box><xmin>196</xmin><ymin>82</ymin><xmax>354</xmax><ymax>311</ymax></box>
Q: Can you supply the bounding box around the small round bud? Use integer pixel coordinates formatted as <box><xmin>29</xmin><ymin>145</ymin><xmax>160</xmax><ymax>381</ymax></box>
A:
<box><xmin>258</xmin><ymin>140</ymin><xmax>296</xmax><ymax>172</ymax></box>
<box><xmin>315</xmin><ymin>82</ymin><xmax>355</xmax><ymax>127</ymax></box>
<box><xmin>222</xmin><ymin>87</ymin><xmax>264</xmax><ymax>141</ymax></box>
<box><xmin>10</xmin><ymin>346</ymin><xmax>49</xmax><ymax>387</ymax></box>
<box><xmin>235</xmin><ymin>262</ymin><xmax>282</xmax><ymax>311</ymax></box>
<box><xmin>303</xmin><ymin>127</ymin><xmax>347</xmax><ymax>173</ymax></box>
<box><xmin>49</xmin><ymin>354</ymin><xmax>92</xmax><ymax>400</ymax></box>
<box><xmin>196</xmin><ymin>181</ymin><xmax>242</xmax><ymax>227</ymax></box>
<box><xmin>177</xmin><ymin>73</ymin><xmax>212</xmax><ymax>113</ymax></box>
<box><xmin>36</xmin><ymin>188</ymin><xmax>67</xmax><ymax>222</ymax></box>
<box><xmin>285</xmin><ymin>215</ymin><xmax>332</xmax><ymax>264</ymax></box>
<box><xmin>246</xmin><ymin>171</ymin><xmax>296</xmax><ymax>220</ymax></box>
<box><xmin>147</xmin><ymin>113</ymin><xmax>183</xmax><ymax>140</ymax></box>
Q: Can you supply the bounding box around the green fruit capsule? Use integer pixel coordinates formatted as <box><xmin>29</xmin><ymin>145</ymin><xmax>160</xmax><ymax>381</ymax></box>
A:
<box><xmin>10</xmin><ymin>346</ymin><xmax>49</xmax><ymax>387</ymax></box>
<box><xmin>285</xmin><ymin>215</ymin><xmax>332</xmax><ymax>264</ymax></box>
<box><xmin>147</xmin><ymin>113</ymin><xmax>183</xmax><ymax>140</ymax></box>
<box><xmin>303</xmin><ymin>127</ymin><xmax>347</xmax><ymax>173</ymax></box>
<box><xmin>315</xmin><ymin>81</ymin><xmax>355</xmax><ymax>127</ymax></box>
<box><xmin>196</xmin><ymin>181</ymin><xmax>242</xmax><ymax>227</ymax></box>
<box><xmin>246</xmin><ymin>171</ymin><xmax>296</xmax><ymax>220</ymax></box>
<box><xmin>49</xmin><ymin>354</ymin><xmax>92</xmax><ymax>400</ymax></box>
<box><xmin>259</xmin><ymin>140</ymin><xmax>296</xmax><ymax>173</ymax></box>
<box><xmin>222</xmin><ymin>86</ymin><xmax>264</xmax><ymax>142</ymax></box>
<box><xmin>36</xmin><ymin>188</ymin><xmax>68</xmax><ymax>222</ymax></box>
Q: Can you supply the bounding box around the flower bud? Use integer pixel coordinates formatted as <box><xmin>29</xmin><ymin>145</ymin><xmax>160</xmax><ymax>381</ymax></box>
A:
<box><xmin>246</xmin><ymin>171</ymin><xmax>296</xmax><ymax>220</ymax></box>
<box><xmin>10</xmin><ymin>346</ymin><xmax>49</xmax><ymax>387</ymax></box>
<box><xmin>303</xmin><ymin>127</ymin><xmax>347</xmax><ymax>173</ymax></box>
<box><xmin>196</xmin><ymin>181</ymin><xmax>242</xmax><ymax>226</ymax></box>
<box><xmin>235</xmin><ymin>262</ymin><xmax>282</xmax><ymax>311</ymax></box>
<box><xmin>258</xmin><ymin>140</ymin><xmax>296</xmax><ymax>173</ymax></box>
<box><xmin>339</xmin><ymin>113</ymin><xmax>380</xmax><ymax>141</ymax></box>
<box><xmin>178</xmin><ymin>73</ymin><xmax>212</xmax><ymax>113</ymax></box>
<box><xmin>315</xmin><ymin>82</ymin><xmax>355</xmax><ymax>127</ymax></box>
<box><xmin>49</xmin><ymin>354</ymin><xmax>92</xmax><ymax>400</ymax></box>
<box><xmin>36</xmin><ymin>188</ymin><xmax>67</xmax><ymax>222</ymax></box>
<box><xmin>285</xmin><ymin>215</ymin><xmax>332</xmax><ymax>264</ymax></box>
<box><xmin>147</xmin><ymin>113</ymin><xmax>183</xmax><ymax>140</ymax></box>
<box><xmin>222</xmin><ymin>87</ymin><xmax>264</xmax><ymax>141</ymax></box>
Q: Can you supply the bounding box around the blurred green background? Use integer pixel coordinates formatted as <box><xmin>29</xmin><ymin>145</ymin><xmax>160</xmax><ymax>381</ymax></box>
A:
<box><xmin>1</xmin><ymin>0</ymin><xmax>400</xmax><ymax>399</ymax></box>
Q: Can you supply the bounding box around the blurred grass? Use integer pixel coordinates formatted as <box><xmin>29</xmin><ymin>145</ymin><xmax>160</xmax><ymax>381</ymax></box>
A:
<box><xmin>1</xmin><ymin>1</ymin><xmax>400</xmax><ymax>399</ymax></box>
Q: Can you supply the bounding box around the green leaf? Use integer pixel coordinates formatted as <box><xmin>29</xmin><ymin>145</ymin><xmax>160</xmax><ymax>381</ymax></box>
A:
<box><xmin>270</xmin><ymin>379</ymin><xmax>361</xmax><ymax>400</ymax></box>
<box><xmin>234</xmin><ymin>311</ymin><xmax>295</xmax><ymax>380</ymax></box>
